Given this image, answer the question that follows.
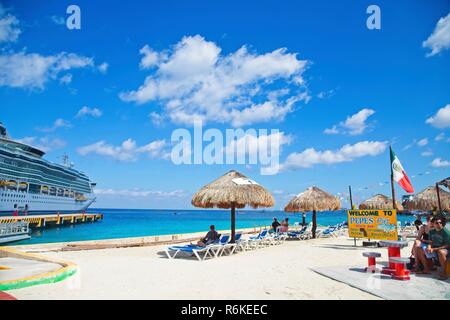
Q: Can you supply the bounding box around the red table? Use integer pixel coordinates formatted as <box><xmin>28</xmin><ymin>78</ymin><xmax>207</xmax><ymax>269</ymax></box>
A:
<box><xmin>378</xmin><ymin>240</ymin><xmax>409</xmax><ymax>275</ymax></box>
<box><xmin>389</xmin><ymin>257</ymin><xmax>411</xmax><ymax>280</ymax></box>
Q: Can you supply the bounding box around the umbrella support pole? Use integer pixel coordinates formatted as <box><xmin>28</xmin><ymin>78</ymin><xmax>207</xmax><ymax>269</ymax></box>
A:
<box><xmin>231</xmin><ymin>205</ymin><xmax>236</xmax><ymax>243</ymax></box>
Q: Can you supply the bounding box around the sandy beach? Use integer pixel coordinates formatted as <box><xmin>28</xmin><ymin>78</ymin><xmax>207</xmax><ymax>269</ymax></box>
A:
<box><xmin>6</xmin><ymin>235</ymin><xmax>412</xmax><ymax>300</ymax></box>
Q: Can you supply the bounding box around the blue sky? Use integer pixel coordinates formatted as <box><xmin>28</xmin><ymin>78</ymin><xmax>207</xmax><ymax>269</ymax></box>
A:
<box><xmin>0</xmin><ymin>0</ymin><xmax>449</xmax><ymax>209</ymax></box>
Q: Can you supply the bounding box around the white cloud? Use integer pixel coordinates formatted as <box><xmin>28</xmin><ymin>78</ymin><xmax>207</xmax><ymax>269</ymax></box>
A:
<box><xmin>16</xmin><ymin>136</ymin><xmax>66</xmax><ymax>153</ymax></box>
<box><xmin>324</xmin><ymin>108</ymin><xmax>375</xmax><ymax>135</ymax></box>
<box><xmin>120</xmin><ymin>35</ymin><xmax>309</xmax><ymax>127</ymax></box>
<box><xmin>76</xmin><ymin>106</ymin><xmax>103</xmax><ymax>118</ymax></box>
<box><xmin>139</xmin><ymin>45</ymin><xmax>161</xmax><ymax>69</ymax></box>
<box><xmin>435</xmin><ymin>133</ymin><xmax>445</xmax><ymax>141</ymax></box>
<box><xmin>149</xmin><ymin>112</ymin><xmax>164</xmax><ymax>126</ymax></box>
<box><xmin>51</xmin><ymin>15</ymin><xmax>65</xmax><ymax>26</ymax></box>
<box><xmin>228</xmin><ymin>94</ymin><xmax>308</xmax><ymax>127</ymax></box>
<box><xmin>281</xmin><ymin>140</ymin><xmax>387</xmax><ymax>170</ymax></box>
<box><xmin>426</xmin><ymin>104</ymin><xmax>450</xmax><ymax>129</ymax></box>
<box><xmin>423</xmin><ymin>12</ymin><xmax>450</xmax><ymax>57</ymax></box>
<box><xmin>417</xmin><ymin>138</ymin><xmax>428</xmax><ymax>147</ymax></box>
<box><xmin>431</xmin><ymin>157</ymin><xmax>450</xmax><ymax>168</ymax></box>
<box><xmin>0</xmin><ymin>51</ymin><xmax>94</xmax><ymax>89</ymax></box>
<box><xmin>0</xmin><ymin>5</ymin><xmax>20</xmax><ymax>43</ymax></box>
<box><xmin>77</xmin><ymin>138</ymin><xmax>169</xmax><ymax>161</ymax></box>
<box><xmin>59</xmin><ymin>73</ymin><xmax>72</xmax><ymax>85</ymax></box>
<box><xmin>224</xmin><ymin>131</ymin><xmax>291</xmax><ymax>161</ymax></box>
<box><xmin>94</xmin><ymin>188</ymin><xmax>187</xmax><ymax>198</ymax></box>
<box><xmin>323</xmin><ymin>126</ymin><xmax>339</xmax><ymax>135</ymax></box>
<box><xmin>421</xmin><ymin>150</ymin><xmax>433</xmax><ymax>157</ymax></box>
<box><xmin>98</xmin><ymin>62</ymin><xmax>108</xmax><ymax>73</ymax></box>
<box><xmin>36</xmin><ymin>118</ymin><xmax>72</xmax><ymax>133</ymax></box>
<box><xmin>317</xmin><ymin>88</ymin><xmax>336</xmax><ymax>99</ymax></box>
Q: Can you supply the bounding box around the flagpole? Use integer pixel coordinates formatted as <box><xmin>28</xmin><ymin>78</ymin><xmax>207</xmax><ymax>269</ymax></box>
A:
<box><xmin>436</xmin><ymin>183</ymin><xmax>442</xmax><ymax>214</ymax></box>
<box><xmin>348</xmin><ymin>185</ymin><xmax>353</xmax><ymax>209</ymax></box>
<box><xmin>389</xmin><ymin>146</ymin><xmax>397</xmax><ymax>210</ymax></box>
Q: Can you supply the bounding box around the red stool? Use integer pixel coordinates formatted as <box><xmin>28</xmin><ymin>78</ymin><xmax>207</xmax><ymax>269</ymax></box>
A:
<box><xmin>363</xmin><ymin>252</ymin><xmax>381</xmax><ymax>273</ymax></box>
<box><xmin>389</xmin><ymin>257</ymin><xmax>411</xmax><ymax>280</ymax></box>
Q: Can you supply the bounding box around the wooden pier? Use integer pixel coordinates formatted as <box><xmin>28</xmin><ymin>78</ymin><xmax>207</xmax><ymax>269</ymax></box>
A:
<box><xmin>0</xmin><ymin>213</ymin><xmax>103</xmax><ymax>228</ymax></box>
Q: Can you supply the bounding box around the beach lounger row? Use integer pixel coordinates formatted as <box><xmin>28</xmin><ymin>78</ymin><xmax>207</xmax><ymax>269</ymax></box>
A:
<box><xmin>165</xmin><ymin>230</ymin><xmax>287</xmax><ymax>261</ymax></box>
<box><xmin>287</xmin><ymin>223</ymin><xmax>313</xmax><ymax>240</ymax></box>
<box><xmin>316</xmin><ymin>222</ymin><xmax>347</xmax><ymax>238</ymax></box>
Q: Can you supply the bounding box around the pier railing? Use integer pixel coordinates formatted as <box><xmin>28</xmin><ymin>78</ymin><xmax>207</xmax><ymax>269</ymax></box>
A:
<box><xmin>0</xmin><ymin>221</ymin><xmax>29</xmax><ymax>236</ymax></box>
<box><xmin>0</xmin><ymin>213</ymin><xmax>103</xmax><ymax>228</ymax></box>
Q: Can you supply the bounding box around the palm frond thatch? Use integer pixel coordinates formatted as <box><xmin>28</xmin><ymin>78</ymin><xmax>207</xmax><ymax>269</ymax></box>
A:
<box><xmin>404</xmin><ymin>186</ymin><xmax>450</xmax><ymax>211</ymax></box>
<box><xmin>439</xmin><ymin>177</ymin><xmax>450</xmax><ymax>190</ymax></box>
<box><xmin>284</xmin><ymin>186</ymin><xmax>341</xmax><ymax>212</ymax></box>
<box><xmin>358</xmin><ymin>194</ymin><xmax>404</xmax><ymax>211</ymax></box>
<box><xmin>191</xmin><ymin>170</ymin><xmax>274</xmax><ymax>209</ymax></box>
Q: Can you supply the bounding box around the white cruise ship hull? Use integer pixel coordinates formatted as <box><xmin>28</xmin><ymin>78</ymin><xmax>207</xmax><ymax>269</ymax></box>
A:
<box><xmin>0</xmin><ymin>189</ymin><xmax>95</xmax><ymax>214</ymax></box>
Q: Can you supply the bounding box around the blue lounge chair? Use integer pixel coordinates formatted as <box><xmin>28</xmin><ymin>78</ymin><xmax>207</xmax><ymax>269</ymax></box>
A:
<box><xmin>247</xmin><ymin>229</ymin><xmax>270</xmax><ymax>248</ymax></box>
<box><xmin>216</xmin><ymin>234</ymin><xmax>243</xmax><ymax>256</ymax></box>
<box><xmin>165</xmin><ymin>243</ymin><xmax>217</xmax><ymax>261</ymax></box>
<box><xmin>165</xmin><ymin>234</ymin><xmax>224</xmax><ymax>261</ymax></box>
<box><xmin>287</xmin><ymin>225</ymin><xmax>307</xmax><ymax>239</ymax></box>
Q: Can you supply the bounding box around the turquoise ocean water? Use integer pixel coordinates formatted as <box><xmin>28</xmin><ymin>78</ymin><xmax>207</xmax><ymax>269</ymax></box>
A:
<box><xmin>7</xmin><ymin>208</ymin><xmax>417</xmax><ymax>246</ymax></box>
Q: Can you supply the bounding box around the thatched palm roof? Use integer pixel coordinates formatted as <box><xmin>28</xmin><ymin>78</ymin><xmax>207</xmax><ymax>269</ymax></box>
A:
<box><xmin>404</xmin><ymin>186</ymin><xmax>450</xmax><ymax>211</ymax></box>
<box><xmin>359</xmin><ymin>194</ymin><xmax>404</xmax><ymax>211</ymax></box>
<box><xmin>439</xmin><ymin>177</ymin><xmax>450</xmax><ymax>190</ymax></box>
<box><xmin>284</xmin><ymin>186</ymin><xmax>341</xmax><ymax>212</ymax></box>
<box><xmin>191</xmin><ymin>170</ymin><xmax>275</xmax><ymax>209</ymax></box>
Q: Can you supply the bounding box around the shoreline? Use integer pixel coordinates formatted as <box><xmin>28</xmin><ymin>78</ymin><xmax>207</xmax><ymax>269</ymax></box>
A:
<box><xmin>7</xmin><ymin>225</ymin><xmax>272</xmax><ymax>252</ymax></box>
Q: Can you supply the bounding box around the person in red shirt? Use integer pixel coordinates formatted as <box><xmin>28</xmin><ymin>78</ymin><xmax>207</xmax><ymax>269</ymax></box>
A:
<box><xmin>12</xmin><ymin>204</ymin><xmax>19</xmax><ymax>217</ymax></box>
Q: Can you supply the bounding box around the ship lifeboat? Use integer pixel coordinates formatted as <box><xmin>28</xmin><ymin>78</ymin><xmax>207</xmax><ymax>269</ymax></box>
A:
<box><xmin>75</xmin><ymin>194</ymin><xmax>87</xmax><ymax>201</ymax></box>
<box><xmin>57</xmin><ymin>188</ymin><xmax>64</xmax><ymax>196</ymax></box>
<box><xmin>41</xmin><ymin>185</ymin><xmax>49</xmax><ymax>194</ymax></box>
<box><xmin>64</xmin><ymin>189</ymin><xmax>70</xmax><ymax>197</ymax></box>
<box><xmin>69</xmin><ymin>190</ymin><xmax>75</xmax><ymax>198</ymax></box>
<box><xmin>6</xmin><ymin>180</ymin><xmax>17</xmax><ymax>190</ymax></box>
<box><xmin>19</xmin><ymin>182</ymin><xmax>28</xmax><ymax>190</ymax></box>
<box><xmin>49</xmin><ymin>187</ymin><xmax>57</xmax><ymax>196</ymax></box>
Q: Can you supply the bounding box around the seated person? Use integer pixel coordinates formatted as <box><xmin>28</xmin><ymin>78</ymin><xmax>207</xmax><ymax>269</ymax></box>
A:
<box><xmin>414</xmin><ymin>215</ymin><xmax>449</xmax><ymax>280</ymax></box>
<box><xmin>197</xmin><ymin>225</ymin><xmax>219</xmax><ymax>247</ymax></box>
<box><xmin>412</xmin><ymin>215</ymin><xmax>433</xmax><ymax>264</ymax></box>
<box><xmin>279</xmin><ymin>218</ymin><xmax>289</xmax><ymax>232</ymax></box>
<box><xmin>414</xmin><ymin>216</ymin><xmax>423</xmax><ymax>230</ymax></box>
<box><xmin>271</xmin><ymin>218</ymin><xmax>281</xmax><ymax>233</ymax></box>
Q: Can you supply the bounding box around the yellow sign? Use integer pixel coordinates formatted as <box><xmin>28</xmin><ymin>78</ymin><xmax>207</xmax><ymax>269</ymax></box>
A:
<box><xmin>348</xmin><ymin>209</ymin><xmax>398</xmax><ymax>240</ymax></box>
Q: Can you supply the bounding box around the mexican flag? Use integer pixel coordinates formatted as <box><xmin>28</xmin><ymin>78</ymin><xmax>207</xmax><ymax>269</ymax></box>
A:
<box><xmin>390</xmin><ymin>147</ymin><xmax>414</xmax><ymax>193</ymax></box>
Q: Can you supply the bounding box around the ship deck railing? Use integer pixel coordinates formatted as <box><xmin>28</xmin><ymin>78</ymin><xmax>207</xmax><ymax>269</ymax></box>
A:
<box><xmin>0</xmin><ymin>221</ymin><xmax>29</xmax><ymax>236</ymax></box>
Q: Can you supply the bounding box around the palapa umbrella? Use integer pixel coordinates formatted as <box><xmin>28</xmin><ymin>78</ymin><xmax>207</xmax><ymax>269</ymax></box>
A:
<box><xmin>284</xmin><ymin>186</ymin><xmax>341</xmax><ymax>238</ymax></box>
<box><xmin>438</xmin><ymin>177</ymin><xmax>450</xmax><ymax>190</ymax></box>
<box><xmin>191</xmin><ymin>170</ymin><xmax>275</xmax><ymax>242</ymax></box>
<box><xmin>404</xmin><ymin>186</ymin><xmax>450</xmax><ymax>212</ymax></box>
<box><xmin>358</xmin><ymin>194</ymin><xmax>404</xmax><ymax>211</ymax></box>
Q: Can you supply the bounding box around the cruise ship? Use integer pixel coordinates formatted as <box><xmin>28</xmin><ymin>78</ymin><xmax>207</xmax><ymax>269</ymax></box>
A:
<box><xmin>0</xmin><ymin>122</ymin><xmax>96</xmax><ymax>214</ymax></box>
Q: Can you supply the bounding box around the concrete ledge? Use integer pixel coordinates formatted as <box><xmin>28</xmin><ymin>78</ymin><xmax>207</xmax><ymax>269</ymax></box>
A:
<box><xmin>0</xmin><ymin>247</ymin><xmax>77</xmax><ymax>291</ymax></box>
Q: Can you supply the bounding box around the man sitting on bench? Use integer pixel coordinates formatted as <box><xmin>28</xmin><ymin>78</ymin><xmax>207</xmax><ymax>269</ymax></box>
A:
<box><xmin>414</xmin><ymin>215</ymin><xmax>449</xmax><ymax>280</ymax></box>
